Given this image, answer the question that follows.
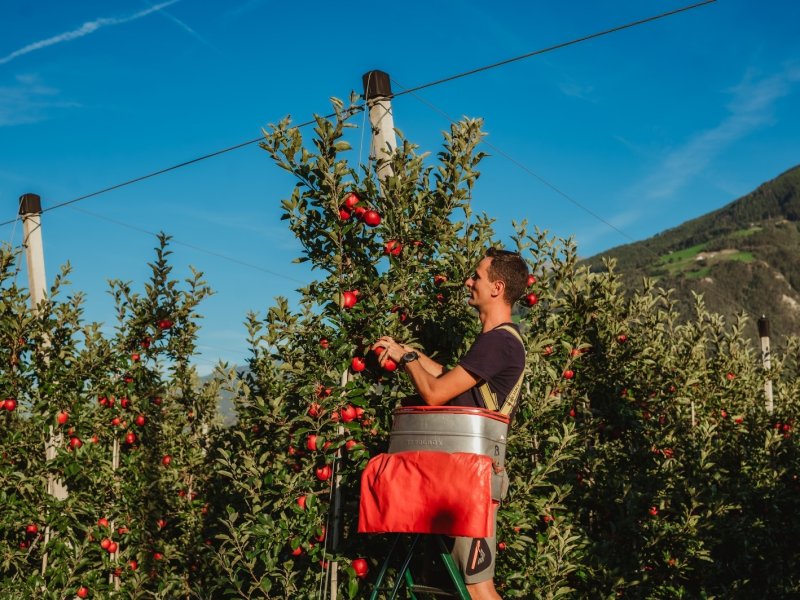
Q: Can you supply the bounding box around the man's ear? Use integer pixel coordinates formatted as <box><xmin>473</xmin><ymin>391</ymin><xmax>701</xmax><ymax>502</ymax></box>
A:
<box><xmin>491</xmin><ymin>279</ymin><xmax>506</xmax><ymax>298</ymax></box>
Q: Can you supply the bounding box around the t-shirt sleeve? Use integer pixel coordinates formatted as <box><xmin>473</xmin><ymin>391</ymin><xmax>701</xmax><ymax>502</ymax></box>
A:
<box><xmin>457</xmin><ymin>330</ymin><xmax>520</xmax><ymax>382</ymax></box>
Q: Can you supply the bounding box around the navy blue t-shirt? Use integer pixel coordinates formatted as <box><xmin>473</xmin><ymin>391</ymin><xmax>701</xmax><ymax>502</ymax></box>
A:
<box><xmin>448</xmin><ymin>323</ymin><xmax>525</xmax><ymax>411</ymax></box>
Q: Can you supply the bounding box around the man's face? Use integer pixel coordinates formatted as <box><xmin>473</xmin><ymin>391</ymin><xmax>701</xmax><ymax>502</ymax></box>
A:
<box><xmin>465</xmin><ymin>257</ymin><xmax>496</xmax><ymax>307</ymax></box>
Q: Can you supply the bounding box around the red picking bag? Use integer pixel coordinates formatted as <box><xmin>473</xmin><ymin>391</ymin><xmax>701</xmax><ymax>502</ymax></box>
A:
<box><xmin>358</xmin><ymin>451</ymin><xmax>494</xmax><ymax>538</ymax></box>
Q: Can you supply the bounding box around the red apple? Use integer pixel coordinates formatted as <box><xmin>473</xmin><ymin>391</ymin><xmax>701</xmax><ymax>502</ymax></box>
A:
<box><xmin>525</xmin><ymin>293</ymin><xmax>538</xmax><ymax>307</ymax></box>
<box><xmin>352</xmin><ymin>558</ymin><xmax>369</xmax><ymax>579</ymax></box>
<box><xmin>527</xmin><ymin>274</ymin><xmax>536</xmax><ymax>286</ymax></box>
<box><xmin>315</xmin><ymin>525</ymin><xmax>326</xmax><ymax>542</ymax></box>
<box><xmin>57</xmin><ymin>411</ymin><xmax>69</xmax><ymax>425</ymax></box>
<box><xmin>4</xmin><ymin>398</ymin><xmax>17</xmax><ymax>411</ymax></box>
<box><xmin>306</xmin><ymin>435</ymin><xmax>318</xmax><ymax>452</ymax></box>
<box><xmin>140</xmin><ymin>337</ymin><xmax>152</xmax><ymax>349</ymax></box>
<box><xmin>726</xmin><ymin>372</ymin><xmax>735</xmax><ymax>381</ymax></box>
<box><xmin>135</xmin><ymin>415</ymin><xmax>146</xmax><ymax>427</ymax></box>
<box><xmin>342</xmin><ymin>291</ymin><xmax>358</xmax><ymax>309</ymax></box>
<box><xmin>315</xmin><ymin>465</ymin><xmax>332</xmax><ymax>481</ymax></box>
<box><xmin>131</xmin><ymin>352</ymin><xmax>140</xmax><ymax>362</ymax></box>
<box><xmin>562</xmin><ymin>369</ymin><xmax>575</xmax><ymax>380</ymax></box>
<box><xmin>161</xmin><ymin>455</ymin><xmax>172</xmax><ymax>466</ymax></box>
<box><xmin>341</xmin><ymin>405</ymin><xmax>357</xmax><ymax>422</ymax></box>
<box><xmin>351</xmin><ymin>357</ymin><xmax>366</xmax><ymax>373</ymax></box>
<box><xmin>157</xmin><ymin>519</ymin><xmax>167</xmax><ymax>529</ymax></box>
<box><xmin>383</xmin><ymin>358</ymin><xmax>398</xmax><ymax>372</ymax></box>
<box><xmin>70</xmin><ymin>437</ymin><xmax>83</xmax><ymax>449</ymax></box>
<box><xmin>120</xmin><ymin>397</ymin><xmax>130</xmax><ymax>409</ymax></box>
<box><xmin>319</xmin><ymin>338</ymin><xmax>329</xmax><ymax>349</ymax></box>
<box><xmin>338</xmin><ymin>208</ymin><xmax>351</xmax><ymax>220</ymax></box>
<box><xmin>157</xmin><ymin>318</ymin><xmax>173</xmax><ymax>330</ymax></box>
<box><xmin>129</xmin><ymin>560</ymin><xmax>138</xmax><ymax>571</ymax></box>
<box><xmin>363</xmin><ymin>210</ymin><xmax>381</xmax><ymax>226</ymax></box>
<box><xmin>384</xmin><ymin>240</ymin><xmax>402</xmax><ymax>256</ymax></box>
<box><xmin>648</xmin><ymin>506</ymin><xmax>658</xmax><ymax>517</ymax></box>
<box><xmin>617</xmin><ymin>334</ymin><xmax>628</xmax><ymax>344</ymax></box>
<box><xmin>111</xmin><ymin>417</ymin><xmax>121</xmax><ymax>427</ymax></box>
<box><xmin>297</xmin><ymin>495</ymin><xmax>307</xmax><ymax>510</ymax></box>
<box><xmin>345</xmin><ymin>440</ymin><xmax>358</xmax><ymax>451</ymax></box>
<box><xmin>433</xmin><ymin>274</ymin><xmax>447</xmax><ymax>286</ymax></box>
<box><xmin>26</xmin><ymin>524</ymin><xmax>38</xmax><ymax>535</ymax></box>
<box><xmin>153</xmin><ymin>552</ymin><xmax>163</xmax><ymax>561</ymax></box>
<box><xmin>308</xmin><ymin>402</ymin><xmax>321</xmax><ymax>418</ymax></box>
<box><xmin>344</xmin><ymin>192</ymin><xmax>360</xmax><ymax>209</ymax></box>
<box><xmin>354</xmin><ymin>206</ymin><xmax>366</xmax><ymax>218</ymax></box>
<box><xmin>77</xmin><ymin>586</ymin><xmax>89</xmax><ymax>598</ymax></box>
<box><xmin>498</xmin><ymin>542</ymin><xmax>507</xmax><ymax>551</ymax></box>
<box><xmin>291</xmin><ymin>544</ymin><xmax>303</xmax><ymax>557</ymax></box>
<box><xmin>543</xmin><ymin>346</ymin><xmax>554</xmax><ymax>356</ymax></box>
<box><xmin>125</xmin><ymin>432</ymin><xmax>136</xmax><ymax>445</ymax></box>
<box><xmin>100</xmin><ymin>538</ymin><xmax>111</xmax><ymax>550</ymax></box>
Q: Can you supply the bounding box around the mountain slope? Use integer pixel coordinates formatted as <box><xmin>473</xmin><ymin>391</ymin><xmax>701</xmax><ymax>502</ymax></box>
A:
<box><xmin>584</xmin><ymin>164</ymin><xmax>800</xmax><ymax>341</ymax></box>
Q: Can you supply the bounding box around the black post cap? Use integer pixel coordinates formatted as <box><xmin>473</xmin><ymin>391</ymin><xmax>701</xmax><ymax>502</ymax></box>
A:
<box><xmin>757</xmin><ymin>315</ymin><xmax>770</xmax><ymax>338</ymax></box>
<box><xmin>362</xmin><ymin>70</ymin><xmax>392</xmax><ymax>101</ymax></box>
<box><xmin>19</xmin><ymin>193</ymin><xmax>42</xmax><ymax>215</ymax></box>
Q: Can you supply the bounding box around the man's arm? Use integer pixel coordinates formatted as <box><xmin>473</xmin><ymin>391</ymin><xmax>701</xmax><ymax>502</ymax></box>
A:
<box><xmin>371</xmin><ymin>336</ymin><xmax>479</xmax><ymax>406</ymax></box>
<box><xmin>403</xmin><ymin>361</ymin><xmax>479</xmax><ymax>406</ymax></box>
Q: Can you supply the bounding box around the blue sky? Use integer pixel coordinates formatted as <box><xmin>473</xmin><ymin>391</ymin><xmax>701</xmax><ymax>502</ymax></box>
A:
<box><xmin>1</xmin><ymin>0</ymin><xmax>799</xmax><ymax>372</ymax></box>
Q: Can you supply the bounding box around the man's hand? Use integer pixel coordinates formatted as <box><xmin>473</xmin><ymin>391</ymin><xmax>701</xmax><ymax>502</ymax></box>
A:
<box><xmin>370</xmin><ymin>336</ymin><xmax>479</xmax><ymax>406</ymax></box>
<box><xmin>371</xmin><ymin>336</ymin><xmax>411</xmax><ymax>368</ymax></box>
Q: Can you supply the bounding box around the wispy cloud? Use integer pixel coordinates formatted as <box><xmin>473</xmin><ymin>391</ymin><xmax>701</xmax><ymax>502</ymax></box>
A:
<box><xmin>0</xmin><ymin>74</ymin><xmax>79</xmax><ymax>126</ymax></box>
<box><xmin>558</xmin><ymin>77</ymin><xmax>596</xmax><ymax>101</ymax></box>
<box><xmin>576</xmin><ymin>207</ymin><xmax>643</xmax><ymax>252</ymax></box>
<box><xmin>642</xmin><ymin>62</ymin><xmax>800</xmax><ymax>201</ymax></box>
<box><xmin>0</xmin><ymin>1</ymin><xmax>181</xmax><ymax>66</ymax></box>
<box><xmin>142</xmin><ymin>0</ymin><xmax>216</xmax><ymax>50</ymax></box>
<box><xmin>225</xmin><ymin>0</ymin><xmax>268</xmax><ymax>21</ymax></box>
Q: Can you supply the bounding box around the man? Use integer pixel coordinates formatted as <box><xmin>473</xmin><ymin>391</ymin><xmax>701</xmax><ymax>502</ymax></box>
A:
<box><xmin>372</xmin><ymin>248</ymin><xmax>528</xmax><ymax>600</ymax></box>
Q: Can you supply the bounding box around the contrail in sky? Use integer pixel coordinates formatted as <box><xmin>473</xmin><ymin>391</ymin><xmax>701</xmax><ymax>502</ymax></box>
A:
<box><xmin>0</xmin><ymin>0</ymin><xmax>181</xmax><ymax>66</ymax></box>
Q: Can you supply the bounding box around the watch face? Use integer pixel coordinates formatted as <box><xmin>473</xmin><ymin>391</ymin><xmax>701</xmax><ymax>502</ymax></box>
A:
<box><xmin>402</xmin><ymin>352</ymin><xmax>418</xmax><ymax>364</ymax></box>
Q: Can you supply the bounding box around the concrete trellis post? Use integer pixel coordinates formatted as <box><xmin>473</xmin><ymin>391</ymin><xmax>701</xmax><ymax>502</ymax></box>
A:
<box><xmin>19</xmin><ymin>193</ymin><xmax>68</xmax><ymax>579</ymax></box>
<box><xmin>362</xmin><ymin>70</ymin><xmax>397</xmax><ymax>184</ymax></box>
<box><xmin>758</xmin><ymin>316</ymin><xmax>774</xmax><ymax>414</ymax></box>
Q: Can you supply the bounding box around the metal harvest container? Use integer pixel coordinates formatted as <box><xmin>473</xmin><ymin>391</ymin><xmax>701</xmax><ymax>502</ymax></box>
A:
<box><xmin>388</xmin><ymin>406</ymin><xmax>511</xmax><ymax>468</ymax></box>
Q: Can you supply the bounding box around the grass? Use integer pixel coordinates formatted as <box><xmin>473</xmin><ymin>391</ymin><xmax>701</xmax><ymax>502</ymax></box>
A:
<box><xmin>654</xmin><ymin>245</ymin><xmax>755</xmax><ymax>279</ymax></box>
<box><xmin>657</xmin><ymin>243</ymin><xmax>708</xmax><ymax>276</ymax></box>
<box><xmin>730</xmin><ymin>226</ymin><xmax>762</xmax><ymax>238</ymax></box>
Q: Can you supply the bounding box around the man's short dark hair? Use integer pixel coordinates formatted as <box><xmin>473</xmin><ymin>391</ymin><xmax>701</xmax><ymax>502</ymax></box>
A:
<box><xmin>485</xmin><ymin>248</ymin><xmax>529</xmax><ymax>305</ymax></box>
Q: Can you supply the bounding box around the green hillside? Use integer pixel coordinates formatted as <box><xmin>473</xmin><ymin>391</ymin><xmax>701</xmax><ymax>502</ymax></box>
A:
<box><xmin>584</xmin><ymin>164</ymin><xmax>800</xmax><ymax>341</ymax></box>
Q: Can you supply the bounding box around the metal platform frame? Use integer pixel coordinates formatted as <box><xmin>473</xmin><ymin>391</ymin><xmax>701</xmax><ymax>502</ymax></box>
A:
<box><xmin>369</xmin><ymin>534</ymin><xmax>470</xmax><ymax>599</ymax></box>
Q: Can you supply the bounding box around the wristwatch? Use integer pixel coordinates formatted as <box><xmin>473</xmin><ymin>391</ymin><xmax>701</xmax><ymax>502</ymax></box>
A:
<box><xmin>400</xmin><ymin>351</ymin><xmax>419</xmax><ymax>366</ymax></box>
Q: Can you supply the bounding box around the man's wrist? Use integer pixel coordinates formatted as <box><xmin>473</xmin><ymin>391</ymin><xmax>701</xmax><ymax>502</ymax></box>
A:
<box><xmin>400</xmin><ymin>351</ymin><xmax>419</xmax><ymax>367</ymax></box>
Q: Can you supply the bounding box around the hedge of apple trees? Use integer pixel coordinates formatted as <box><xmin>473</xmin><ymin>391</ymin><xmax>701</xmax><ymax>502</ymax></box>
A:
<box><xmin>1</xmin><ymin>98</ymin><xmax>798</xmax><ymax>599</ymax></box>
<box><xmin>0</xmin><ymin>237</ymin><xmax>221</xmax><ymax>598</ymax></box>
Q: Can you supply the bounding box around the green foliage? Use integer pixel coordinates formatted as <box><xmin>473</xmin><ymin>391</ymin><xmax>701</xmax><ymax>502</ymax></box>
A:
<box><xmin>1</xmin><ymin>110</ymin><xmax>798</xmax><ymax>599</ymax></box>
